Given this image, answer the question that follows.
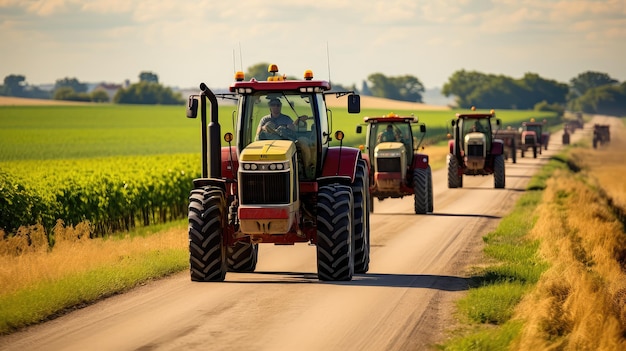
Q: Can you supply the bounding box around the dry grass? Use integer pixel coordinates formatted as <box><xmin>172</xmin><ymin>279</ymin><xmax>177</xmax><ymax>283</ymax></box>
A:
<box><xmin>0</xmin><ymin>220</ymin><xmax>187</xmax><ymax>297</ymax></box>
<box><xmin>510</xmin><ymin>119</ymin><xmax>626</xmax><ymax>350</ymax></box>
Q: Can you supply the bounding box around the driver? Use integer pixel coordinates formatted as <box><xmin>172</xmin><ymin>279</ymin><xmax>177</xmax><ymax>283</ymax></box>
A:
<box><xmin>256</xmin><ymin>98</ymin><xmax>314</xmax><ymax>177</ymax></box>
<box><xmin>256</xmin><ymin>98</ymin><xmax>297</xmax><ymax>140</ymax></box>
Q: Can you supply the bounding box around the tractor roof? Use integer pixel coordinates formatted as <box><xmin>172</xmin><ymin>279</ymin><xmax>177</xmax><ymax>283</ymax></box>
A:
<box><xmin>455</xmin><ymin>113</ymin><xmax>495</xmax><ymax>119</ymax></box>
<box><xmin>363</xmin><ymin>112</ymin><xmax>418</xmax><ymax>124</ymax></box>
<box><xmin>229</xmin><ymin>63</ymin><xmax>331</xmax><ymax>93</ymax></box>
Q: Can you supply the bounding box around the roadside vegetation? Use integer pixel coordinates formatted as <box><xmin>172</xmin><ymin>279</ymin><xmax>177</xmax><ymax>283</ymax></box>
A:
<box><xmin>440</xmin><ymin>118</ymin><xmax>626</xmax><ymax>350</ymax></box>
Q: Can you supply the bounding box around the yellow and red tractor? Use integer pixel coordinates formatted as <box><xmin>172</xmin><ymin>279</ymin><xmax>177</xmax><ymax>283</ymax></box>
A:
<box><xmin>447</xmin><ymin>109</ymin><xmax>505</xmax><ymax>189</ymax></box>
<box><xmin>185</xmin><ymin>64</ymin><xmax>369</xmax><ymax>282</ymax></box>
<box><xmin>356</xmin><ymin>113</ymin><xmax>432</xmax><ymax>214</ymax></box>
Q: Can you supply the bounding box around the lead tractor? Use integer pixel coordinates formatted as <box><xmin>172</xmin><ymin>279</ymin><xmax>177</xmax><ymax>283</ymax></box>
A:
<box><xmin>447</xmin><ymin>108</ymin><xmax>505</xmax><ymax>189</ymax></box>
<box><xmin>355</xmin><ymin>113</ymin><xmax>432</xmax><ymax>214</ymax></box>
<box><xmin>185</xmin><ymin>64</ymin><xmax>369</xmax><ymax>282</ymax></box>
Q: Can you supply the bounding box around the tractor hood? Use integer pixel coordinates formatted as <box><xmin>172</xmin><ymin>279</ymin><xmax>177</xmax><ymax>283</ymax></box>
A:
<box><xmin>240</xmin><ymin>140</ymin><xmax>296</xmax><ymax>161</ymax></box>
<box><xmin>374</xmin><ymin>142</ymin><xmax>405</xmax><ymax>153</ymax></box>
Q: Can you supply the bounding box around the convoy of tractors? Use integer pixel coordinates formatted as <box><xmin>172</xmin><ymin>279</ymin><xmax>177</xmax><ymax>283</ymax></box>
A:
<box><xmin>183</xmin><ymin>63</ymin><xmax>599</xmax><ymax>282</ymax></box>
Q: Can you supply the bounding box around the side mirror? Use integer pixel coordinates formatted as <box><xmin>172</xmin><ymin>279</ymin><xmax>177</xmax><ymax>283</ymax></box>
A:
<box><xmin>496</xmin><ymin>119</ymin><xmax>502</xmax><ymax>126</ymax></box>
<box><xmin>347</xmin><ymin>94</ymin><xmax>360</xmax><ymax>114</ymax></box>
<box><xmin>420</xmin><ymin>125</ymin><xmax>426</xmax><ymax>133</ymax></box>
<box><xmin>356</xmin><ymin>125</ymin><xmax>362</xmax><ymax>134</ymax></box>
<box><xmin>186</xmin><ymin>96</ymin><xmax>198</xmax><ymax>118</ymax></box>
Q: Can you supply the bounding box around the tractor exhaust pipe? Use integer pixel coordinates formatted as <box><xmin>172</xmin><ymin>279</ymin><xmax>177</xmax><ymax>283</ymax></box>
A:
<box><xmin>199</xmin><ymin>83</ymin><xmax>221</xmax><ymax>179</ymax></box>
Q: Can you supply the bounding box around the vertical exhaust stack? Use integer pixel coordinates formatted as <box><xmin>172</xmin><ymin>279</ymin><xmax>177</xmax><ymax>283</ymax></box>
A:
<box><xmin>199</xmin><ymin>83</ymin><xmax>221</xmax><ymax>179</ymax></box>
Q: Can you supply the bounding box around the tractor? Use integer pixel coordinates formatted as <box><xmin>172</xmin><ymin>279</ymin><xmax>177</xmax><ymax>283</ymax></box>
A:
<box><xmin>519</xmin><ymin>119</ymin><xmax>549</xmax><ymax>158</ymax></box>
<box><xmin>494</xmin><ymin>127</ymin><xmax>518</xmax><ymax>163</ymax></box>
<box><xmin>185</xmin><ymin>64</ymin><xmax>369</xmax><ymax>282</ymax></box>
<box><xmin>593</xmin><ymin>124</ymin><xmax>610</xmax><ymax>148</ymax></box>
<box><xmin>447</xmin><ymin>108</ymin><xmax>505</xmax><ymax>189</ymax></box>
<box><xmin>355</xmin><ymin>113</ymin><xmax>432</xmax><ymax>214</ymax></box>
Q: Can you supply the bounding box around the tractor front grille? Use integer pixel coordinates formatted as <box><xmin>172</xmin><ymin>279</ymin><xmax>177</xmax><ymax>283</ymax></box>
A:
<box><xmin>377</xmin><ymin>157</ymin><xmax>401</xmax><ymax>172</ymax></box>
<box><xmin>467</xmin><ymin>144</ymin><xmax>484</xmax><ymax>157</ymax></box>
<box><xmin>240</xmin><ymin>172</ymin><xmax>290</xmax><ymax>204</ymax></box>
<box><xmin>525</xmin><ymin>135</ymin><xmax>535</xmax><ymax>144</ymax></box>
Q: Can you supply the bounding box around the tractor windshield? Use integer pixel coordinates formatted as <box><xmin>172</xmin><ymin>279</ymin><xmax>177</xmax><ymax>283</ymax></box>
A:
<box><xmin>461</xmin><ymin>117</ymin><xmax>492</xmax><ymax>149</ymax></box>
<box><xmin>238</xmin><ymin>92</ymin><xmax>320</xmax><ymax>179</ymax></box>
<box><xmin>369</xmin><ymin>122</ymin><xmax>413</xmax><ymax>157</ymax></box>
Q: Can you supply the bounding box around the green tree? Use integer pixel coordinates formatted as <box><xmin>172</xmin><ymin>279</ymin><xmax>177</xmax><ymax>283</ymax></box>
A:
<box><xmin>54</xmin><ymin>77</ymin><xmax>87</xmax><ymax>94</ymax></box>
<box><xmin>367</xmin><ymin>73</ymin><xmax>425</xmax><ymax>102</ymax></box>
<box><xmin>114</xmin><ymin>81</ymin><xmax>183</xmax><ymax>105</ymax></box>
<box><xmin>571</xmin><ymin>82</ymin><xmax>626</xmax><ymax>116</ymax></box>
<box><xmin>1</xmin><ymin>74</ymin><xmax>27</xmax><ymax>97</ymax></box>
<box><xmin>139</xmin><ymin>71</ymin><xmax>159</xmax><ymax>84</ymax></box>
<box><xmin>90</xmin><ymin>90</ymin><xmax>110</xmax><ymax>103</ymax></box>
<box><xmin>442</xmin><ymin>70</ymin><xmax>493</xmax><ymax>108</ymax></box>
<box><xmin>569</xmin><ymin>71</ymin><xmax>618</xmax><ymax>98</ymax></box>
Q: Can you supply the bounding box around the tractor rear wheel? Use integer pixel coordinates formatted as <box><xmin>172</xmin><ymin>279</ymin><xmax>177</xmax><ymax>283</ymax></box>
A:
<box><xmin>317</xmin><ymin>184</ymin><xmax>354</xmax><ymax>281</ymax></box>
<box><xmin>188</xmin><ymin>186</ymin><xmax>228</xmax><ymax>282</ymax></box>
<box><xmin>227</xmin><ymin>241</ymin><xmax>258</xmax><ymax>272</ymax></box>
<box><xmin>352</xmin><ymin>160</ymin><xmax>370</xmax><ymax>274</ymax></box>
<box><xmin>494</xmin><ymin>155</ymin><xmax>505</xmax><ymax>189</ymax></box>
<box><xmin>447</xmin><ymin>154</ymin><xmax>463</xmax><ymax>188</ymax></box>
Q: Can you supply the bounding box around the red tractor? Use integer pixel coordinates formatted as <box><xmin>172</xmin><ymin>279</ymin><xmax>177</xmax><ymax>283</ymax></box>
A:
<box><xmin>447</xmin><ymin>109</ymin><xmax>505</xmax><ymax>189</ymax></box>
<box><xmin>519</xmin><ymin>119</ymin><xmax>549</xmax><ymax>158</ymax></box>
<box><xmin>185</xmin><ymin>64</ymin><xmax>369</xmax><ymax>282</ymax></box>
<box><xmin>355</xmin><ymin>113</ymin><xmax>432</xmax><ymax>214</ymax></box>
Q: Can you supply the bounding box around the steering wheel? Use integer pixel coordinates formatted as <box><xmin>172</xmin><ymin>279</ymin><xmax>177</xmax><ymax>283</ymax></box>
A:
<box><xmin>264</xmin><ymin>123</ymin><xmax>296</xmax><ymax>141</ymax></box>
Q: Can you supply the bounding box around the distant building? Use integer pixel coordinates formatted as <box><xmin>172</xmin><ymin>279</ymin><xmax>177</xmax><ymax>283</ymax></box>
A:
<box><xmin>91</xmin><ymin>82</ymin><xmax>126</xmax><ymax>101</ymax></box>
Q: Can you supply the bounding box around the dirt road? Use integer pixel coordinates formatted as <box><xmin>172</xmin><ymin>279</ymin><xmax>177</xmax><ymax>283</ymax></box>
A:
<box><xmin>0</xmin><ymin>126</ymin><xmax>585</xmax><ymax>351</ymax></box>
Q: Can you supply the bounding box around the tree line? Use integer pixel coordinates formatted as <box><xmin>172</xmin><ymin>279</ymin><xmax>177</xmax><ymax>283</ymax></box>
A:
<box><xmin>1</xmin><ymin>64</ymin><xmax>624</xmax><ymax>115</ymax></box>
<box><xmin>0</xmin><ymin>72</ymin><xmax>183</xmax><ymax>105</ymax></box>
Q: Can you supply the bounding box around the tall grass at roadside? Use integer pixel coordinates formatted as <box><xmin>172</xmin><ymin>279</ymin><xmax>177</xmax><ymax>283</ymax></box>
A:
<box><xmin>441</xmin><ymin>118</ymin><xmax>626</xmax><ymax>350</ymax></box>
<box><xmin>0</xmin><ymin>220</ymin><xmax>188</xmax><ymax>334</ymax></box>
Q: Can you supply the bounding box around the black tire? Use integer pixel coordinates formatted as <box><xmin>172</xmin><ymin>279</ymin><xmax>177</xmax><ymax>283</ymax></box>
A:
<box><xmin>532</xmin><ymin>146</ymin><xmax>537</xmax><ymax>158</ymax></box>
<box><xmin>352</xmin><ymin>160</ymin><xmax>370</xmax><ymax>274</ymax></box>
<box><xmin>447</xmin><ymin>154</ymin><xmax>462</xmax><ymax>188</ymax></box>
<box><xmin>316</xmin><ymin>184</ymin><xmax>354</xmax><ymax>281</ymax></box>
<box><xmin>521</xmin><ymin>148</ymin><xmax>525</xmax><ymax>158</ymax></box>
<box><xmin>227</xmin><ymin>241</ymin><xmax>258</xmax><ymax>272</ymax></box>
<box><xmin>188</xmin><ymin>186</ymin><xmax>227</xmax><ymax>282</ymax></box>
<box><xmin>427</xmin><ymin>165</ymin><xmax>433</xmax><ymax>213</ymax></box>
<box><xmin>494</xmin><ymin>155</ymin><xmax>505</xmax><ymax>189</ymax></box>
<box><xmin>413</xmin><ymin>168</ymin><xmax>428</xmax><ymax>214</ymax></box>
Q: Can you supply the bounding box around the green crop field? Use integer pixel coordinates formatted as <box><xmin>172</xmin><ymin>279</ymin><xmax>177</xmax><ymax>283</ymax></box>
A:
<box><xmin>0</xmin><ymin>103</ymin><xmax>559</xmax><ymax>237</ymax></box>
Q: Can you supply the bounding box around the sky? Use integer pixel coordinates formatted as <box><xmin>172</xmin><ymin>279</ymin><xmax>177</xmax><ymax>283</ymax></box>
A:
<box><xmin>1</xmin><ymin>0</ymin><xmax>625</xmax><ymax>92</ymax></box>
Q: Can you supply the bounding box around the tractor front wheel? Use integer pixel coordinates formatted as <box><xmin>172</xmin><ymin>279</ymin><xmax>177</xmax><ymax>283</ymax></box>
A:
<box><xmin>317</xmin><ymin>184</ymin><xmax>354</xmax><ymax>281</ymax></box>
<box><xmin>494</xmin><ymin>155</ymin><xmax>505</xmax><ymax>189</ymax></box>
<box><xmin>188</xmin><ymin>186</ymin><xmax>228</xmax><ymax>282</ymax></box>
<box><xmin>447</xmin><ymin>154</ymin><xmax>463</xmax><ymax>188</ymax></box>
<box><xmin>352</xmin><ymin>160</ymin><xmax>370</xmax><ymax>274</ymax></box>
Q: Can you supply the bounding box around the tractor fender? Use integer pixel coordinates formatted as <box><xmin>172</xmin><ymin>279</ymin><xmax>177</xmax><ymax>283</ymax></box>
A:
<box><xmin>320</xmin><ymin>146</ymin><xmax>361</xmax><ymax>182</ymax></box>
<box><xmin>448</xmin><ymin>139</ymin><xmax>455</xmax><ymax>154</ymax></box>
<box><xmin>411</xmin><ymin>153</ymin><xmax>430</xmax><ymax>170</ymax></box>
<box><xmin>491</xmin><ymin>139</ymin><xmax>504</xmax><ymax>155</ymax></box>
<box><xmin>221</xmin><ymin>146</ymin><xmax>238</xmax><ymax>180</ymax></box>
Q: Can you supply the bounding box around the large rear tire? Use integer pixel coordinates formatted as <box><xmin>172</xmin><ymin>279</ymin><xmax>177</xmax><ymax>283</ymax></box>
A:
<box><xmin>317</xmin><ymin>184</ymin><xmax>354</xmax><ymax>281</ymax></box>
<box><xmin>188</xmin><ymin>186</ymin><xmax>228</xmax><ymax>282</ymax></box>
<box><xmin>227</xmin><ymin>241</ymin><xmax>258</xmax><ymax>272</ymax></box>
<box><xmin>447</xmin><ymin>154</ymin><xmax>462</xmax><ymax>188</ymax></box>
<box><xmin>352</xmin><ymin>160</ymin><xmax>370</xmax><ymax>274</ymax></box>
<box><xmin>494</xmin><ymin>155</ymin><xmax>505</xmax><ymax>189</ymax></box>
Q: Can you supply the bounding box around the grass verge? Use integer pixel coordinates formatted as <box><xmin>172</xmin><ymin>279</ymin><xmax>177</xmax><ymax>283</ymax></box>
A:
<box><xmin>0</xmin><ymin>220</ymin><xmax>188</xmax><ymax>335</ymax></box>
<box><xmin>439</xmin><ymin>121</ymin><xmax>626</xmax><ymax>350</ymax></box>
